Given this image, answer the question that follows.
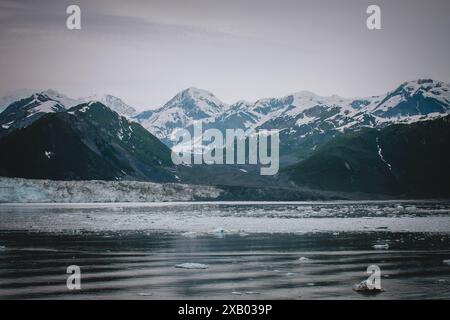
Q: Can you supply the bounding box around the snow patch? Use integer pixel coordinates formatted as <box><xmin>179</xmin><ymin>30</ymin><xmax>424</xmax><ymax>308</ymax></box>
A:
<box><xmin>376</xmin><ymin>137</ymin><xmax>392</xmax><ymax>171</ymax></box>
<box><xmin>44</xmin><ymin>151</ymin><xmax>53</xmax><ymax>159</ymax></box>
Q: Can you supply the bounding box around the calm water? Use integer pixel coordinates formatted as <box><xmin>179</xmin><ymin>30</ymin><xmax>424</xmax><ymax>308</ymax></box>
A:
<box><xmin>0</xmin><ymin>201</ymin><xmax>450</xmax><ymax>299</ymax></box>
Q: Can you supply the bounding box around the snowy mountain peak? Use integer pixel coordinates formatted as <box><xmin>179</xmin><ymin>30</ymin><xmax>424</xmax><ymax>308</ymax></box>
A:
<box><xmin>291</xmin><ymin>90</ymin><xmax>320</xmax><ymax>99</ymax></box>
<box><xmin>38</xmin><ymin>89</ymin><xmax>82</xmax><ymax>108</ymax></box>
<box><xmin>0</xmin><ymin>89</ymin><xmax>36</xmax><ymax>113</ymax></box>
<box><xmin>0</xmin><ymin>91</ymin><xmax>67</xmax><ymax>132</ymax></box>
<box><xmin>83</xmin><ymin>93</ymin><xmax>137</xmax><ymax>117</ymax></box>
<box><xmin>164</xmin><ymin>87</ymin><xmax>228</xmax><ymax>116</ymax></box>
<box><xmin>388</xmin><ymin>79</ymin><xmax>449</xmax><ymax>99</ymax></box>
<box><xmin>370</xmin><ymin>79</ymin><xmax>450</xmax><ymax>117</ymax></box>
<box><xmin>133</xmin><ymin>88</ymin><xmax>229</xmax><ymax>144</ymax></box>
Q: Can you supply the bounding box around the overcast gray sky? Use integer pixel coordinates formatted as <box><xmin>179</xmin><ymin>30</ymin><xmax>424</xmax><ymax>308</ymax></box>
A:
<box><xmin>0</xmin><ymin>0</ymin><xmax>449</xmax><ymax>110</ymax></box>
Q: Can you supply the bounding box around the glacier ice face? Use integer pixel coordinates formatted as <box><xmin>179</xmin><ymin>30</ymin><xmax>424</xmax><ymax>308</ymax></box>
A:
<box><xmin>0</xmin><ymin>177</ymin><xmax>223</xmax><ymax>203</ymax></box>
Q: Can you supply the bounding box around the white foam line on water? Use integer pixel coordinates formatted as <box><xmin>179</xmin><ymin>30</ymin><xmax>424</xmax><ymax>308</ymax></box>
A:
<box><xmin>1</xmin><ymin>215</ymin><xmax>449</xmax><ymax>234</ymax></box>
<box><xmin>0</xmin><ymin>199</ymin><xmax>446</xmax><ymax>208</ymax></box>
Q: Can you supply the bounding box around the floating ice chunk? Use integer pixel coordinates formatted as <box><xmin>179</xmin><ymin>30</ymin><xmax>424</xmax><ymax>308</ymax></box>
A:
<box><xmin>137</xmin><ymin>292</ymin><xmax>153</xmax><ymax>296</ymax></box>
<box><xmin>443</xmin><ymin>259</ymin><xmax>450</xmax><ymax>266</ymax></box>
<box><xmin>373</xmin><ymin>244</ymin><xmax>389</xmax><ymax>250</ymax></box>
<box><xmin>353</xmin><ymin>280</ymin><xmax>383</xmax><ymax>294</ymax></box>
<box><xmin>0</xmin><ymin>246</ymin><xmax>5</xmax><ymax>250</ymax></box>
<box><xmin>175</xmin><ymin>263</ymin><xmax>209</xmax><ymax>269</ymax></box>
<box><xmin>231</xmin><ymin>291</ymin><xmax>243</xmax><ymax>295</ymax></box>
<box><xmin>245</xmin><ymin>291</ymin><xmax>260</xmax><ymax>295</ymax></box>
<box><xmin>298</xmin><ymin>257</ymin><xmax>311</xmax><ymax>263</ymax></box>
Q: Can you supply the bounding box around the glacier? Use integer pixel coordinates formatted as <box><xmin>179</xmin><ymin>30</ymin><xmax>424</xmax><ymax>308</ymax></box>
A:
<box><xmin>0</xmin><ymin>177</ymin><xmax>223</xmax><ymax>203</ymax></box>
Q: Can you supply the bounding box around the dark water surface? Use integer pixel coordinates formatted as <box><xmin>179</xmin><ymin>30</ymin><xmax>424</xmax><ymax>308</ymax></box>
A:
<box><xmin>0</xmin><ymin>202</ymin><xmax>450</xmax><ymax>299</ymax></box>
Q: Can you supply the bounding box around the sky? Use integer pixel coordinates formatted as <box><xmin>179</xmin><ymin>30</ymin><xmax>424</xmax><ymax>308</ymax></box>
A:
<box><xmin>0</xmin><ymin>0</ymin><xmax>449</xmax><ymax>110</ymax></box>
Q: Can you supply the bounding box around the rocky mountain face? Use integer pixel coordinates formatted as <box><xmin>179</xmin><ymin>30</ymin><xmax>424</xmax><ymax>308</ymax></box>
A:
<box><xmin>0</xmin><ymin>101</ymin><xmax>176</xmax><ymax>182</ymax></box>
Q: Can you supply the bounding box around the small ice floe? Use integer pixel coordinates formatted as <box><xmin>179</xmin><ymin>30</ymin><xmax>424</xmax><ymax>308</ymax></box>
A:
<box><xmin>175</xmin><ymin>263</ymin><xmax>209</xmax><ymax>269</ymax></box>
<box><xmin>373</xmin><ymin>244</ymin><xmax>389</xmax><ymax>250</ymax></box>
<box><xmin>181</xmin><ymin>231</ymin><xmax>198</xmax><ymax>238</ymax></box>
<box><xmin>443</xmin><ymin>259</ymin><xmax>450</xmax><ymax>266</ymax></box>
<box><xmin>0</xmin><ymin>245</ymin><xmax>5</xmax><ymax>250</ymax></box>
<box><xmin>231</xmin><ymin>291</ymin><xmax>243</xmax><ymax>295</ymax></box>
<box><xmin>137</xmin><ymin>292</ymin><xmax>153</xmax><ymax>296</ymax></box>
<box><xmin>245</xmin><ymin>291</ymin><xmax>260</xmax><ymax>295</ymax></box>
<box><xmin>352</xmin><ymin>280</ymin><xmax>383</xmax><ymax>294</ymax></box>
<box><xmin>332</xmin><ymin>232</ymin><xmax>340</xmax><ymax>236</ymax></box>
<box><xmin>306</xmin><ymin>283</ymin><xmax>315</xmax><ymax>286</ymax></box>
<box><xmin>297</xmin><ymin>257</ymin><xmax>311</xmax><ymax>263</ymax></box>
<box><xmin>286</xmin><ymin>273</ymin><xmax>295</xmax><ymax>276</ymax></box>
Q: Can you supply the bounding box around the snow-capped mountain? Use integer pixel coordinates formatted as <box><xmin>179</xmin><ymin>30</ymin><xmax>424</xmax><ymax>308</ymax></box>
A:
<box><xmin>83</xmin><ymin>93</ymin><xmax>137</xmax><ymax>117</ymax></box>
<box><xmin>368</xmin><ymin>79</ymin><xmax>449</xmax><ymax>118</ymax></box>
<box><xmin>135</xmin><ymin>87</ymin><xmax>229</xmax><ymax>144</ymax></box>
<box><xmin>41</xmin><ymin>89</ymin><xmax>83</xmax><ymax>109</ymax></box>
<box><xmin>0</xmin><ymin>100</ymin><xmax>176</xmax><ymax>182</ymax></box>
<box><xmin>0</xmin><ymin>89</ymin><xmax>36</xmax><ymax>114</ymax></box>
<box><xmin>0</xmin><ymin>91</ymin><xmax>72</xmax><ymax>132</ymax></box>
<box><xmin>220</xmin><ymin>79</ymin><xmax>449</xmax><ymax>134</ymax></box>
<box><xmin>256</xmin><ymin>79</ymin><xmax>449</xmax><ymax>159</ymax></box>
<box><xmin>133</xmin><ymin>79</ymin><xmax>450</xmax><ymax>162</ymax></box>
<box><xmin>0</xmin><ymin>90</ymin><xmax>140</xmax><ymax>134</ymax></box>
<box><xmin>2</xmin><ymin>80</ymin><xmax>449</xmax><ymax>162</ymax></box>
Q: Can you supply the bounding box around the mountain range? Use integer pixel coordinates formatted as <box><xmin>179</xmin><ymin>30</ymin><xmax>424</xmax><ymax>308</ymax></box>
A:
<box><xmin>133</xmin><ymin>79</ymin><xmax>450</xmax><ymax>163</ymax></box>
<box><xmin>0</xmin><ymin>79</ymin><xmax>449</xmax><ymax>198</ymax></box>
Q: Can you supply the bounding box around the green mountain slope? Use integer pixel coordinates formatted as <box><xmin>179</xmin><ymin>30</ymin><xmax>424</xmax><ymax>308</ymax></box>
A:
<box><xmin>286</xmin><ymin>116</ymin><xmax>450</xmax><ymax>197</ymax></box>
<box><xmin>0</xmin><ymin>102</ymin><xmax>175</xmax><ymax>182</ymax></box>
